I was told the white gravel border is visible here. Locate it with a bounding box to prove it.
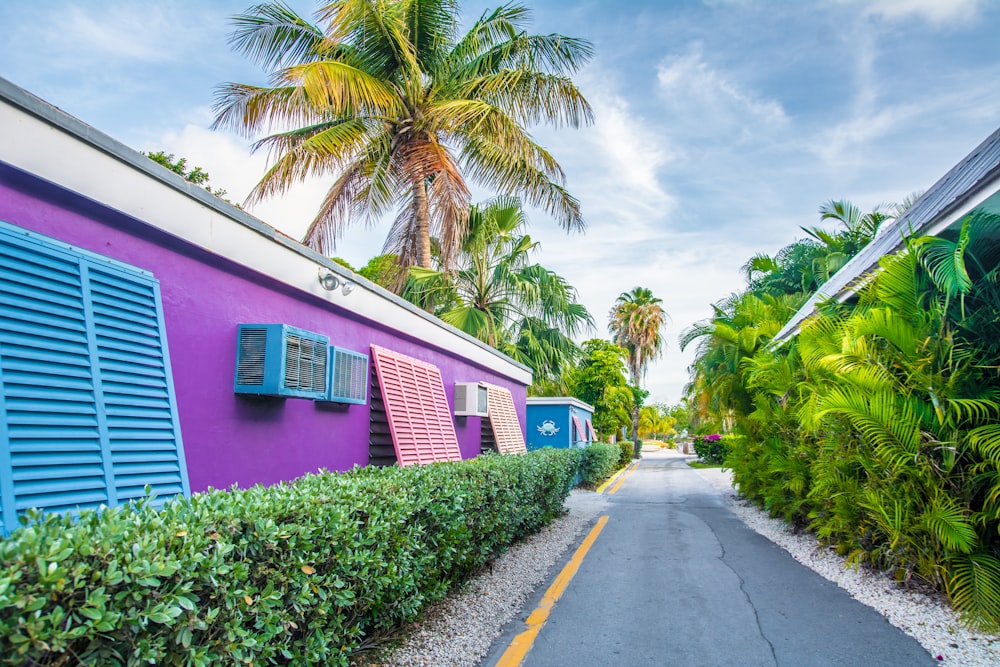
[693,465,1000,666]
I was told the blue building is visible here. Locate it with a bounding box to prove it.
[525,397,596,450]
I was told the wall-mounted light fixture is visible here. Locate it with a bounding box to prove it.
[318,268,356,296]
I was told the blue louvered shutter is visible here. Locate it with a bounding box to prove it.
[0,222,188,534]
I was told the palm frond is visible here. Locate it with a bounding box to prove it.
[947,553,1000,632]
[228,2,327,69]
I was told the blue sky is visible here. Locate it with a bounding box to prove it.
[2,0,1000,405]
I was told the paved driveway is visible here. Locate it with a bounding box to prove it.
[482,449,934,667]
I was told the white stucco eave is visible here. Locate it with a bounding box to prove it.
[0,77,532,387]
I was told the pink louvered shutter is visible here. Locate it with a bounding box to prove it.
[571,415,585,445]
[485,384,526,455]
[585,419,597,442]
[370,345,462,466]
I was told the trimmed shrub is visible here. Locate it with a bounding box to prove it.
[0,449,579,666]
[618,440,633,468]
[577,442,620,487]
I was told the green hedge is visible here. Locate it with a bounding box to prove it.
[618,440,634,468]
[577,442,620,487]
[0,449,579,666]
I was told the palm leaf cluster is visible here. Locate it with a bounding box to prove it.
[742,199,897,296]
[406,196,593,384]
[687,203,1000,630]
[214,0,593,270]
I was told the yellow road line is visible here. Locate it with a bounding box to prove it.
[608,461,639,495]
[595,460,636,494]
[494,515,610,667]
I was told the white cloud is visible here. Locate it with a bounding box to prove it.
[656,44,788,138]
[811,106,906,169]
[46,5,194,64]
[862,0,981,25]
[150,124,388,267]
[589,94,675,209]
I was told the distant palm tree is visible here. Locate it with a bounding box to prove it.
[609,287,666,458]
[408,196,593,381]
[214,0,593,271]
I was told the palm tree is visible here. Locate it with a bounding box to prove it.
[407,196,593,382]
[744,200,897,298]
[214,0,593,271]
[681,291,801,432]
[794,218,1000,629]
[609,287,666,458]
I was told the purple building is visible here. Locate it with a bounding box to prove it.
[0,78,531,533]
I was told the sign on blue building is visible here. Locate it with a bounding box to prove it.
[525,397,596,450]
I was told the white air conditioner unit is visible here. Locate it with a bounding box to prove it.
[454,382,489,417]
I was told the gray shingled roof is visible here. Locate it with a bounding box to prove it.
[772,126,1000,342]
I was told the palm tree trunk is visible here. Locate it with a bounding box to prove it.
[631,402,641,459]
[414,177,432,268]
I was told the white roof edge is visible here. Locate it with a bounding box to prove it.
[526,397,595,412]
[0,76,532,386]
[772,135,1000,344]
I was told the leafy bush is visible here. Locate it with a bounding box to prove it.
[618,440,634,468]
[0,449,579,666]
[693,434,728,465]
[697,219,1000,630]
[577,442,620,487]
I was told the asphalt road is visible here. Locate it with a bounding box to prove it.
[482,449,935,667]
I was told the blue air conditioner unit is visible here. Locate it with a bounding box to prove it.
[234,324,329,399]
[322,346,369,404]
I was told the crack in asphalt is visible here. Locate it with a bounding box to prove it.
[717,537,779,666]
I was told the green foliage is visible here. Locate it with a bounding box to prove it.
[329,257,357,273]
[692,434,731,465]
[405,197,593,381]
[618,440,634,468]
[693,209,1000,630]
[144,151,231,201]
[358,254,405,291]
[570,339,633,440]
[577,443,620,487]
[0,450,579,665]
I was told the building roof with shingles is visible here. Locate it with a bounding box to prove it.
[773,126,1000,342]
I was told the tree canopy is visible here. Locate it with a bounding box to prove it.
[214,0,593,272]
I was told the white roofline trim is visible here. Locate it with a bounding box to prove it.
[526,397,595,412]
[0,76,532,385]
[772,128,1000,344]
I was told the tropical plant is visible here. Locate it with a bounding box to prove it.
[213,0,593,271]
[143,150,231,199]
[638,403,676,441]
[609,287,666,458]
[406,196,593,383]
[743,200,896,298]
[681,291,802,432]
[570,339,633,441]
[705,208,1000,631]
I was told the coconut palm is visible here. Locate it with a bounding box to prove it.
[214,0,593,271]
[609,287,666,458]
[407,196,593,382]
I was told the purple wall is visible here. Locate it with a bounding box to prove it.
[0,164,528,492]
